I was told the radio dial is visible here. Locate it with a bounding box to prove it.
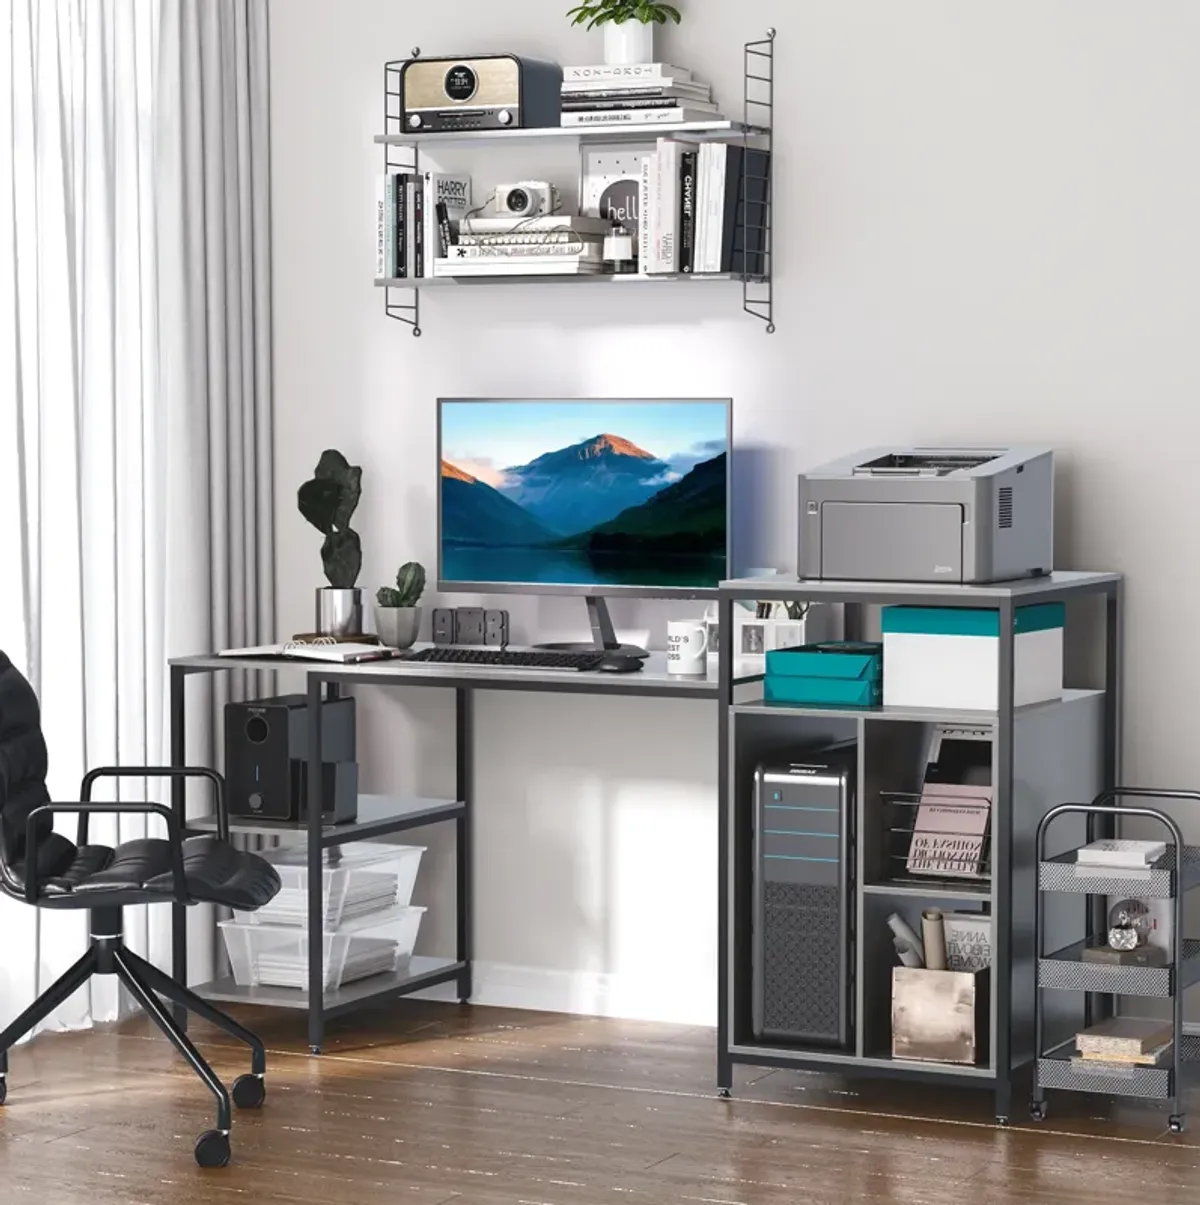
[408,114,422,129]
[497,109,512,126]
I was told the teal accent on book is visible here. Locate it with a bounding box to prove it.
[880,602,1065,638]
[764,641,882,707]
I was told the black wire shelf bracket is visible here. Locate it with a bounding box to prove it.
[379,34,777,335]
[742,28,776,334]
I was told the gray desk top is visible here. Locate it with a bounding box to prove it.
[171,649,764,697]
[720,569,1120,604]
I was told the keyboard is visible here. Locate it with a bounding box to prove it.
[405,647,608,672]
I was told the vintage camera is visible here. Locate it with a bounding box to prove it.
[492,181,559,218]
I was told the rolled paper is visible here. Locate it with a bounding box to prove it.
[894,938,924,968]
[922,908,947,971]
[887,912,925,967]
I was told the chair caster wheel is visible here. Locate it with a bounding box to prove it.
[1170,1115,1186,1134]
[1029,1101,1047,1122]
[718,1088,732,1099]
[995,1115,1010,1127]
[194,1129,231,1168]
[232,1074,266,1109]
[309,1044,322,1056]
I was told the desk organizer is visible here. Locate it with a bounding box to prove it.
[235,842,425,929]
[882,603,1063,711]
[221,905,426,991]
[764,641,882,707]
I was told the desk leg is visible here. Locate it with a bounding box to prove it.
[716,594,733,1096]
[170,664,188,1030]
[456,687,474,1003]
[307,674,326,1053]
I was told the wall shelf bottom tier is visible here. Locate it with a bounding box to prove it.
[727,1043,996,1084]
[1038,1035,1200,1101]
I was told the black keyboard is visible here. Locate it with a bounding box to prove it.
[406,647,608,672]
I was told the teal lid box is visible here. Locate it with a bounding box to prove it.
[880,602,1066,637]
[764,641,883,707]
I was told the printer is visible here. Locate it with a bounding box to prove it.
[798,446,1054,584]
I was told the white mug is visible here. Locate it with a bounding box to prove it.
[667,620,709,676]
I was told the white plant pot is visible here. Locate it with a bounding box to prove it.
[375,605,422,650]
[604,21,655,66]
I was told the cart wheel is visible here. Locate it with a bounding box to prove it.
[995,1114,1010,1127]
[1029,1100,1047,1122]
[1169,1115,1186,1135]
[718,1088,732,1100]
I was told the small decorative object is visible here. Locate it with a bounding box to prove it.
[375,562,427,649]
[567,0,682,67]
[603,232,636,273]
[298,450,363,637]
[1107,897,1153,951]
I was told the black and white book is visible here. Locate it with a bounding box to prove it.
[434,257,604,277]
[639,155,654,269]
[562,81,713,102]
[581,143,656,245]
[423,173,471,268]
[563,97,719,114]
[563,63,693,83]
[695,144,772,275]
[461,215,614,236]
[678,148,698,273]
[445,240,603,260]
[561,108,724,128]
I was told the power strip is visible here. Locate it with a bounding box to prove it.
[431,607,510,646]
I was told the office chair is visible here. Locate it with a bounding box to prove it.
[0,651,282,1167]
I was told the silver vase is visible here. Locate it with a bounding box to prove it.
[374,605,422,649]
[316,587,364,637]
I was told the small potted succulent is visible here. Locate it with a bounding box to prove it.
[298,450,364,636]
[375,562,426,649]
[566,0,682,67]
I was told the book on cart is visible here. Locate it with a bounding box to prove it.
[1075,1017,1174,1061]
[1075,839,1168,868]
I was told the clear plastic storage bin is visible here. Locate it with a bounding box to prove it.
[237,842,424,929]
[220,905,426,990]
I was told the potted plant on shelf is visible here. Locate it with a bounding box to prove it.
[375,562,426,649]
[298,449,364,636]
[566,0,682,67]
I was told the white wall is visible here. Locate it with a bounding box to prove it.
[270,0,1200,1024]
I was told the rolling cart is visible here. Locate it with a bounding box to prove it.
[1032,788,1200,1133]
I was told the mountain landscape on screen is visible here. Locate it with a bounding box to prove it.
[440,428,727,588]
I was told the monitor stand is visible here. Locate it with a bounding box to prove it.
[535,595,649,659]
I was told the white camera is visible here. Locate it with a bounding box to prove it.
[492,181,559,218]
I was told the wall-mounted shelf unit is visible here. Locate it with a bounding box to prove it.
[376,30,776,336]
[716,571,1123,1125]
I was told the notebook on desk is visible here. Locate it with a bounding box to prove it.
[218,640,405,664]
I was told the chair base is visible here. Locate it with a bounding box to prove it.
[0,906,265,1168]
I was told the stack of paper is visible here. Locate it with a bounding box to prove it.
[258,871,400,927]
[1075,839,1167,868]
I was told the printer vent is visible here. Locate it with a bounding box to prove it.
[998,486,1014,529]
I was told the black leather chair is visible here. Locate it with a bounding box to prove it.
[0,652,282,1167]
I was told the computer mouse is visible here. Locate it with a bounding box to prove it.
[596,654,644,674]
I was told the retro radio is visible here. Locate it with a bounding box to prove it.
[399,55,563,133]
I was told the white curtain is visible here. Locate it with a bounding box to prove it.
[0,0,273,1034]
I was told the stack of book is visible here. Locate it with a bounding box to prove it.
[1071,1017,1173,1069]
[637,137,771,275]
[1074,838,1168,869]
[560,63,724,128]
[433,216,615,278]
[375,171,471,279]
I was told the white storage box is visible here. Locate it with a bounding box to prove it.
[220,905,425,991]
[882,603,1063,711]
[237,842,424,929]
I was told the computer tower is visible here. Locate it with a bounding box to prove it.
[752,746,856,1049]
[225,694,358,824]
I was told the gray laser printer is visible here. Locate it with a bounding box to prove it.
[798,445,1054,584]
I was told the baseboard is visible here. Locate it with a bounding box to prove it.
[414,960,716,1027]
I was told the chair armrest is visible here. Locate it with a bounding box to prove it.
[80,766,230,844]
[24,801,189,906]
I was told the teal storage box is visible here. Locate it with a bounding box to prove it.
[764,641,883,707]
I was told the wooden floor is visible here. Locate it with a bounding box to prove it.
[2,1000,1199,1203]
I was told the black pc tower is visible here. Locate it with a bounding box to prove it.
[752,745,856,1049]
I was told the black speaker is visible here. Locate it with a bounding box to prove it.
[225,694,357,823]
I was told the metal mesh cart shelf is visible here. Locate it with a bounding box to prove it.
[1032,790,1200,1132]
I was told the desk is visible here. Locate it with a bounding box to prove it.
[169,651,725,1052]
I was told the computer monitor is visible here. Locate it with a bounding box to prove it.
[438,397,731,653]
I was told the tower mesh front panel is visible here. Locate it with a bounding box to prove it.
[760,881,846,1043]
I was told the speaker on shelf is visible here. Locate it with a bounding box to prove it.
[225,694,358,824]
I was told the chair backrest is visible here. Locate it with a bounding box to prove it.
[0,651,51,871]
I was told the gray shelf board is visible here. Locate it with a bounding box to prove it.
[377,272,764,288]
[1039,938,1200,996]
[720,570,1121,605]
[193,956,463,1011]
[728,1042,994,1078]
[374,120,769,147]
[730,688,1104,726]
[187,793,463,842]
[1039,842,1200,900]
[863,880,992,902]
[1036,1036,1200,1100]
